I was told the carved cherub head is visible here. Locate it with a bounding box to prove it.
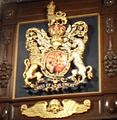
[47,99,63,114]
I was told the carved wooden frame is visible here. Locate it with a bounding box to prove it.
[12,13,101,100]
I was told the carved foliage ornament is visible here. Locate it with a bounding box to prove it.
[0,27,12,88]
[23,1,93,93]
[0,59,12,88]
[104,18,117,77]
[21,99,91,118]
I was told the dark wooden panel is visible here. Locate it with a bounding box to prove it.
[16,0,101,22]
[102,13,117,93]
[2,4,17,25]
[10,96,102,120]
[101,0,117,14]
[0,0,117,120]
[0,103,9,120]
[103,94,117,119]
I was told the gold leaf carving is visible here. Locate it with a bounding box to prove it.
[21,99,91,118]
[23,1,93,92]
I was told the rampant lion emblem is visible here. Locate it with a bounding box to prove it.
[23,1,93,93]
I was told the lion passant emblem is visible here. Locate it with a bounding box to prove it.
[23,1,93,93]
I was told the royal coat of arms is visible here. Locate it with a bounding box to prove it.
[23,1,93,93]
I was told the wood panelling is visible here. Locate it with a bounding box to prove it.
[102,13,117,93]
[0,0,117,120]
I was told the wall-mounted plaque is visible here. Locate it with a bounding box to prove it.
[13,1,101,99]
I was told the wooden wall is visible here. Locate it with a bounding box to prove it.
[0,0,117,119]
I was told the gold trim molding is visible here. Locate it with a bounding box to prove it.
[21,99,91,118]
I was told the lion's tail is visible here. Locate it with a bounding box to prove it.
[23,59,30,78]
[86,65,92,71]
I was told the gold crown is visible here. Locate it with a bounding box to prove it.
[47,1,67,26]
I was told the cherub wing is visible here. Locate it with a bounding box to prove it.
[21,101,48,117]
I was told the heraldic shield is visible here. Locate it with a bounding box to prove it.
[23,1,93,94]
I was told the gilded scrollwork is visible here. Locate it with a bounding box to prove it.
[21,99,91,118]
[23,1,93,92]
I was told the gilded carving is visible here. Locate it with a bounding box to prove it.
[21,99,91,118]
[23,1,93,92]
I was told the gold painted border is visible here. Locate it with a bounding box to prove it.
[12,13,101,99]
